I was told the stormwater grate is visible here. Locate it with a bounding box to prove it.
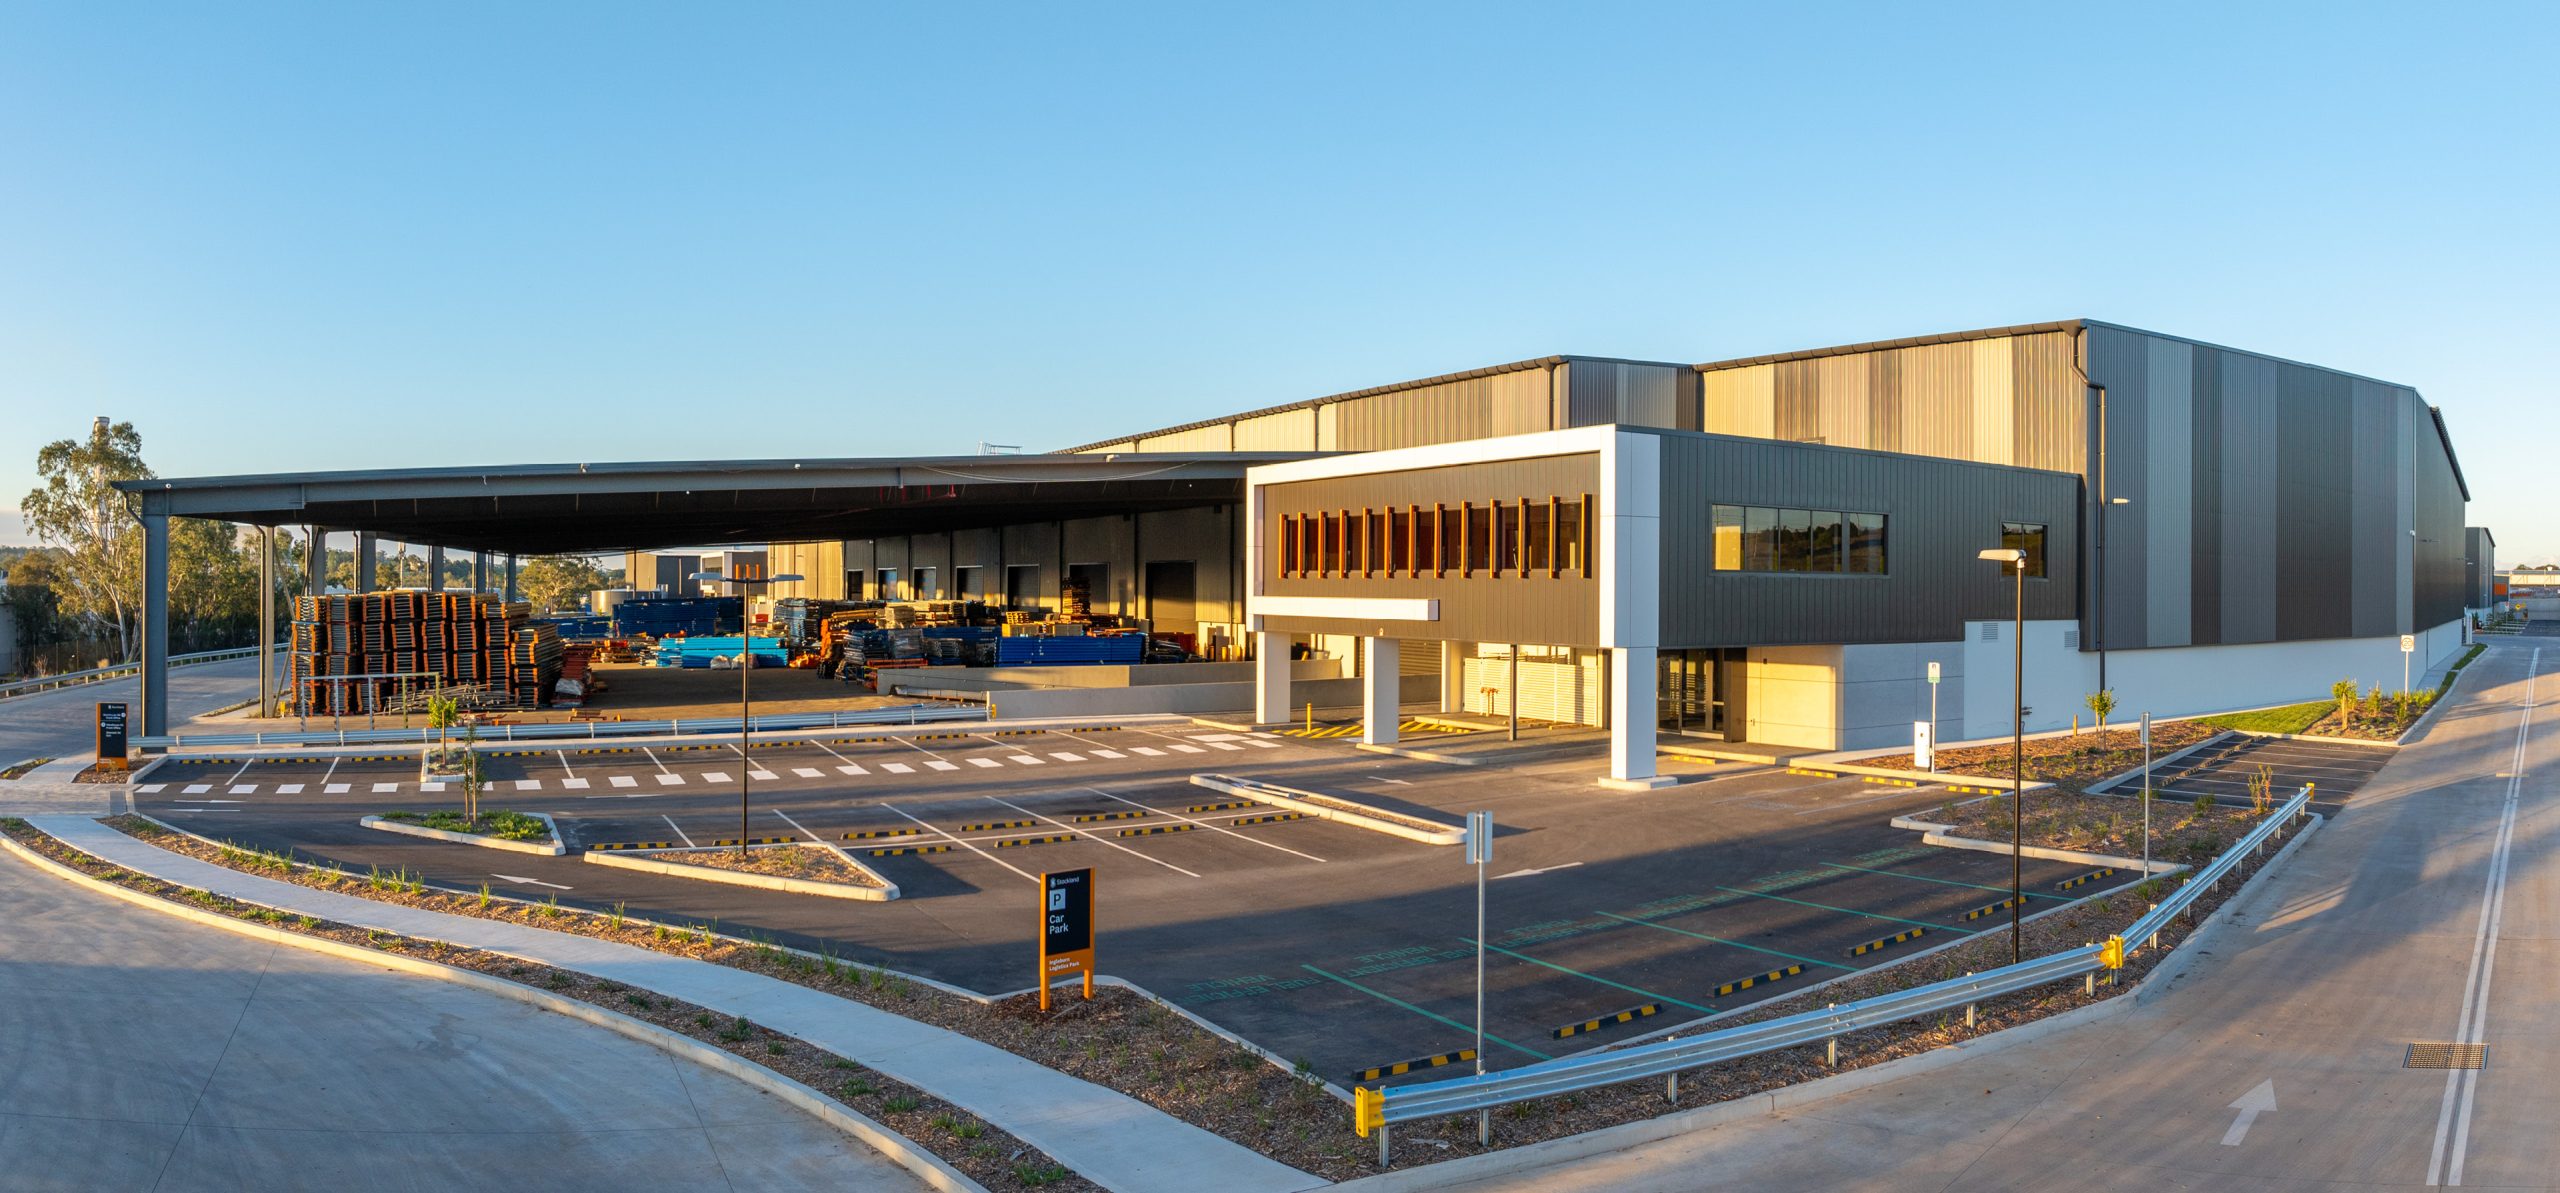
[2406,1042,2488,1070]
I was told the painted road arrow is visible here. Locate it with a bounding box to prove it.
[2221,1079,2277,1146]
[491,873,573,890]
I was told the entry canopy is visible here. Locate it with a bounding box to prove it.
[113,452,1311,555]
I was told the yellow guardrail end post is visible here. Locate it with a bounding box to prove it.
[1354,1085,1382,1137]
[2100,935,2126,969]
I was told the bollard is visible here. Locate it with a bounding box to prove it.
[1827,1036,1837,1066]
[1477,1109,1488,1147]
[1666,1072,1679,1104]
[1964,971,1976,1028]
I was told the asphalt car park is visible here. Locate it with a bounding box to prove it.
[2127,733,2393,807]
[136,724,2141,1083]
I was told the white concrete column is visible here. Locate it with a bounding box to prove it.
[1362,637,1401,745]
[1601,645,1672,789]
[1254,631,1292,725]
[1440,640,1466,713]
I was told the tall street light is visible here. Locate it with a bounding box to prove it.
[1978,546,2027,963]
[692,570,805,858]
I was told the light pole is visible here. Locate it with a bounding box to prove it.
[1978,547,2027,964]
[692,569,805,858]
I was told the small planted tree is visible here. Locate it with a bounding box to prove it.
[2083,689,2117,746]
[2331,678,2360,730]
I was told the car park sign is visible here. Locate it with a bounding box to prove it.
[1040,868,1095,1009]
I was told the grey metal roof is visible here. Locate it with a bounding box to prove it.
[114,452,1312,556]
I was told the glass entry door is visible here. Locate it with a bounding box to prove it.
[1657,649,1723,738]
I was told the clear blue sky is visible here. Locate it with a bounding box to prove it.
[4,3,2553,561]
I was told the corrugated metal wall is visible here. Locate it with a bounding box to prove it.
[1697,331,2084,472]
[1653,431,2082,648]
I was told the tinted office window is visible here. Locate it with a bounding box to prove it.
[1847,512,1886,574]
[1343,512,1363,575]
[1777,509,1813,572]
[1466,504,1491,573]
[1525,500,1551,573]
[1555,500,1585,574]
[1416,507,1439,574]
[1744,506,1778,571]
[1388,510,1410,574]
[1808,511,1843,573]
[2001,521,2048,578]
[1441,507,1464,575]
[1493,502,1520,574]
[1280,516,1298,577]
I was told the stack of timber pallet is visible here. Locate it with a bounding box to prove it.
[509,621,564,707]
[290,591,528,714]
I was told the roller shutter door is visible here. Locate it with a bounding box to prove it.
[1459,645,1602,726]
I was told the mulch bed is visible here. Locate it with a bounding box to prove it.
[0,818,1090,1193]
[661,843,885,887]
[1926,790,2271,863]
[1880,719,2221,793]
[53,803,2317,1180]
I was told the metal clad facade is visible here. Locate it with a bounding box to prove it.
[1653,431,2081,647]
[1694,330,2084,473]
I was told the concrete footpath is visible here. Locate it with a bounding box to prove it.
[0,835,928,1193]
[26,815,1322,1193]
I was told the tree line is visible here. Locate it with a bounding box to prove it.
[7,421,619,678]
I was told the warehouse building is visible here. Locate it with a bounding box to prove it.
[120,319,2475,789]
[776,320,2472,787]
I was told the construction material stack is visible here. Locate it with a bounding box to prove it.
[509,619,563,706]
[611,595,743,638]
[289,591,529,714]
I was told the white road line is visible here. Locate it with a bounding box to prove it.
[372,782,399,793]
[1168,744,1206,755]
[892,737,948,762]
[610,775,638,789]
[883,802,1035,882]
[749,769,779,781]
[1241,739,1283,749]
[490,873,572,891]
[421,782,448,793]
[792,767,825,779]
[882,762,915,775]
[1089,749,1126,759]
[555,750,577,777]
[837,764,869,776]
[1494,862,1585,880]
[562,777,591,790]
[925,760,960,772]
[2429,646,2537,1187]
[1130,746,1165,757]
[1049,752,1086,762]
[137,784,167,794]
[174,798,242,804]
[1200,741,1245,752]
[277,783,304,795]
[808,739,868,770]
[983,794,1202,878]
[1089,787,1326,863]
[643,747,677,778]
[663,815,697,848]
[514,779,542,792]
[319,757,340,789]
[967,758,1002,769]
[229,784,257,795]
[770,808,833,848]
[184,784,212,794]
[226,758,256,783]
[703,771,733,783]
[1009,755,1046,766]
[1371,775,1413,786]
[656,772,685,786]
[325,783,351,794]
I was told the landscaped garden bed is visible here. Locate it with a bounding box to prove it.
[2197,645,2483,741]
[59,805,2315,1180]
[1920,788,2274,864]
[381,808,555,841]
[0,817,1088,1193]
[1879,718,2220,793]
[665,842,881,884]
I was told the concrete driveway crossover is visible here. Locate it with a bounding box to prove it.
[0,843,929,1193]
[1370,640,2560,1192]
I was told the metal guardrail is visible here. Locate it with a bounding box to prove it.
[0,645,283,701]
[133,703,988,750]
[1356,785,2316,1158]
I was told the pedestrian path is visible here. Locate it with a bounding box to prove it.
[27,815,1324,1193]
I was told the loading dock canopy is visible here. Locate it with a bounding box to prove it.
[114,452,1313,555]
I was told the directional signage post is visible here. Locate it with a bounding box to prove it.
[1925,661,1942,770]
[1039,868,1094,1011]
[95,702,129,772]
[2400,633,2415,695]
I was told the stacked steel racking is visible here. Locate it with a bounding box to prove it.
[290,591,535,715]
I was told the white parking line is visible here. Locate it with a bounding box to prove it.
[892,737,949,762]
[656,772,684,786]
[371,782,399,793]
[184,784,212,794]
[1089,749,1126,759]
[1130,747,1165,757]
[226,758,257,783]
[882,802,1035,882]
[1168,744,1206,754]
[1199,741,1244,752]
[792,767,825,779]
[1049,752,1086,762]
[1088,787,1326,863]
[643,747,678,779]
[277,783,304,795]
[490,873,571,891]
[704,771,733,783]
[1010,755,1046,766]
[562,777,591,790]
[514,779,542,792]
[1241,739,1284,749]
[421,782,447,792]
[838,764,870,776]
[321,757,340,789]
[967,758,1002,769]
[137,784,166,794]
[229,784,257,794]
[611,775,639,789]
[926,760,960,771]
[325,783,351,794]
[882,762,915,775]
[663,815,696,848]
[556,750,578,778]
[749,769,779,781]
[982,794,1202,878]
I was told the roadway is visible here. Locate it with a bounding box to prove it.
[0,834,925,1192]
[1428,638,2557,1191]
[0,656,266,765]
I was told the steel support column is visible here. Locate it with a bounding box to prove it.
[1253,631,1291,725]
[504,554,518,602]
[141,511,170,738]
[354,531,377,591]
[428,545,446,592]
[1361,637,1401,745]
[305,526,327,595]
[258,527,276,716]
[472,551,488,594]
[1601,646,1671,789]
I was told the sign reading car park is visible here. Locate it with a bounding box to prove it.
[1039,868,1095,1010]
[95,702,129,771]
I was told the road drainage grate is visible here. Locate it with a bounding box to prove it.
[2405,1042,2487,1069]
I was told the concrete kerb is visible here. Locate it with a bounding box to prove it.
[1190,773,1467,845]
[0,828,988,1193]
[361,812,569,856]
[585,847,898,902]
[1884,814,2189,876]
[1332,808,2329,1192]
[1354,741,1482,767]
